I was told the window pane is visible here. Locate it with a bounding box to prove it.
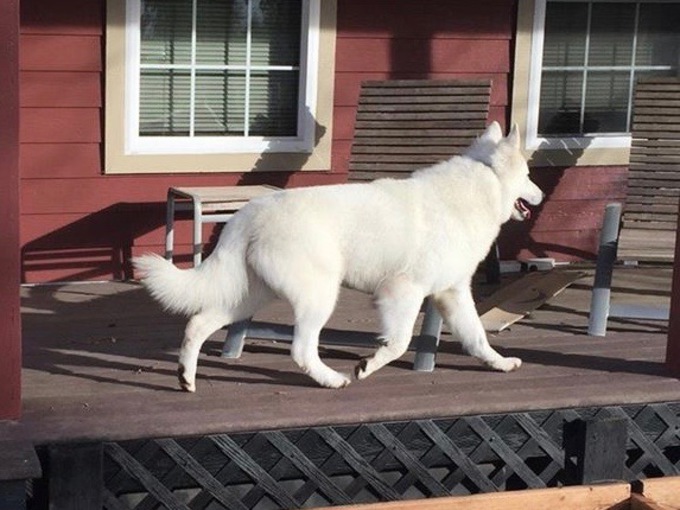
[636,3,680,67]
[588,3,635,66]
[251,0,302,66]
[140,70,191,135]
[542,2,588,67]
[194,72,246,136]
[584,71,630,133]
[141,0,192,65]
[195,0,247,66]
[249,71,299,136]
[539,71,583,135]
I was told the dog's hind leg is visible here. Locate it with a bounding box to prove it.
[290,286,352,389]
[178,285,275,392]
[178,309,231,392]
[355,276,424,380]
[433,286,521,372]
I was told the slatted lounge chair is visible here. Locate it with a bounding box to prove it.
[588,77,680,336]
[222,79,493,372]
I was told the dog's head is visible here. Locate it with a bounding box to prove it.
[466,122,544,221]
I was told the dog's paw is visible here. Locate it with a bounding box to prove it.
[490,356,522,372]
[355,358,375,380]
[321,371,352,389]
[178,365,196,393]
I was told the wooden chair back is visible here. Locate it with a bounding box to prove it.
[618,77,680,262]
[348,79,491,182]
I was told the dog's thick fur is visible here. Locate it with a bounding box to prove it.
[134,122,544,391]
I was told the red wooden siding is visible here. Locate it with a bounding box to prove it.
[19,0,628,282]
[0,0,21,419]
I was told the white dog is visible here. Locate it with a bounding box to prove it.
[134,122,543,391]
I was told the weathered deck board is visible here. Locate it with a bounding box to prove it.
[3,267,676,444]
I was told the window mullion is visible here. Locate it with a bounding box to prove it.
[626,2,641,132]
[189,0,198,138]
[244,0,252,137]
[579,1,592,134]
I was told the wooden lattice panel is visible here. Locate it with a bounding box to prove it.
[100,403,680,509]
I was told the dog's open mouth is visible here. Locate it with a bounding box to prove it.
[514,199,531,220]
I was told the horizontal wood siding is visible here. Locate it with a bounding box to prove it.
[500,166,629,261]
[19,0,627,282]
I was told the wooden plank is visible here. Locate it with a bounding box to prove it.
[564,418,628,485]
[20,107,101,143]
[357,103,488,113]
[311,483,631,510]
[0,0,21,421]
[21,71,102,108]
[360,86,491,96]
[639,477,680,509]
[20,34,102,72]
[361,79,490,89]
[479,271,585,332]
[630,492,678,510]
[355,120,486,129]
[352,138,471,147]
[356,112,488,121]
[49,443,103,510]
[0,442,41,481]
[335,39,510,74]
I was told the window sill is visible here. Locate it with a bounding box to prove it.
[523,142,631,167]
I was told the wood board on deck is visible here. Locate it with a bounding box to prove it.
[312,483,631,510]
[7,269,675,444]
[479,270,585,332]
[638,477,680,509]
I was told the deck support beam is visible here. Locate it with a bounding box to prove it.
[0,0,22,420]
[48,443,103,510]
[0,442,42,510]
[666,201,680,375]
[564,417,628,485]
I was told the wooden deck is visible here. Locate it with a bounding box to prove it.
[3,266,678,444]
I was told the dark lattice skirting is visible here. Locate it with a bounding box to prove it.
[31,402,680,509]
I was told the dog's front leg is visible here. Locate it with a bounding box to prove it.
[355,276,424,380]
[433,286,521,372]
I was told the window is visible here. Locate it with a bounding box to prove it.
[105,0,337,173]
[512,0,680,165]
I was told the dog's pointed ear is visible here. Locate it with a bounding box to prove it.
[506,123,521,149]
[481,121,503,143]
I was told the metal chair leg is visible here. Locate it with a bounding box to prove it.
[588,202,622,337]
[412,298,443,372]
[221,319,252,359]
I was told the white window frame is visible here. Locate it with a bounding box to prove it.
[125,0,320,155]
[105,0,336,174]
[513,0,678,165]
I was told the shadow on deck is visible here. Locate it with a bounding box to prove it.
[4,265,675,444]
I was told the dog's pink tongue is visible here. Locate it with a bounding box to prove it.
[516,199,531,219]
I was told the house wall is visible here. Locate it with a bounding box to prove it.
[19,0,627,283]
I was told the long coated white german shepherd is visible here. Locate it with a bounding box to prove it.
[134,122,544,391]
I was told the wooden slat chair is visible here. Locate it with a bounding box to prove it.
[349,79,492,181]
[588,77,680,336]
[223,79,494,372]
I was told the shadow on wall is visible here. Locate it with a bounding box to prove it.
[499,115,597,261]
[21,202,167,283]
[21,111,328,283]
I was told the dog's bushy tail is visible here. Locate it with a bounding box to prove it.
[133,253,241,316]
